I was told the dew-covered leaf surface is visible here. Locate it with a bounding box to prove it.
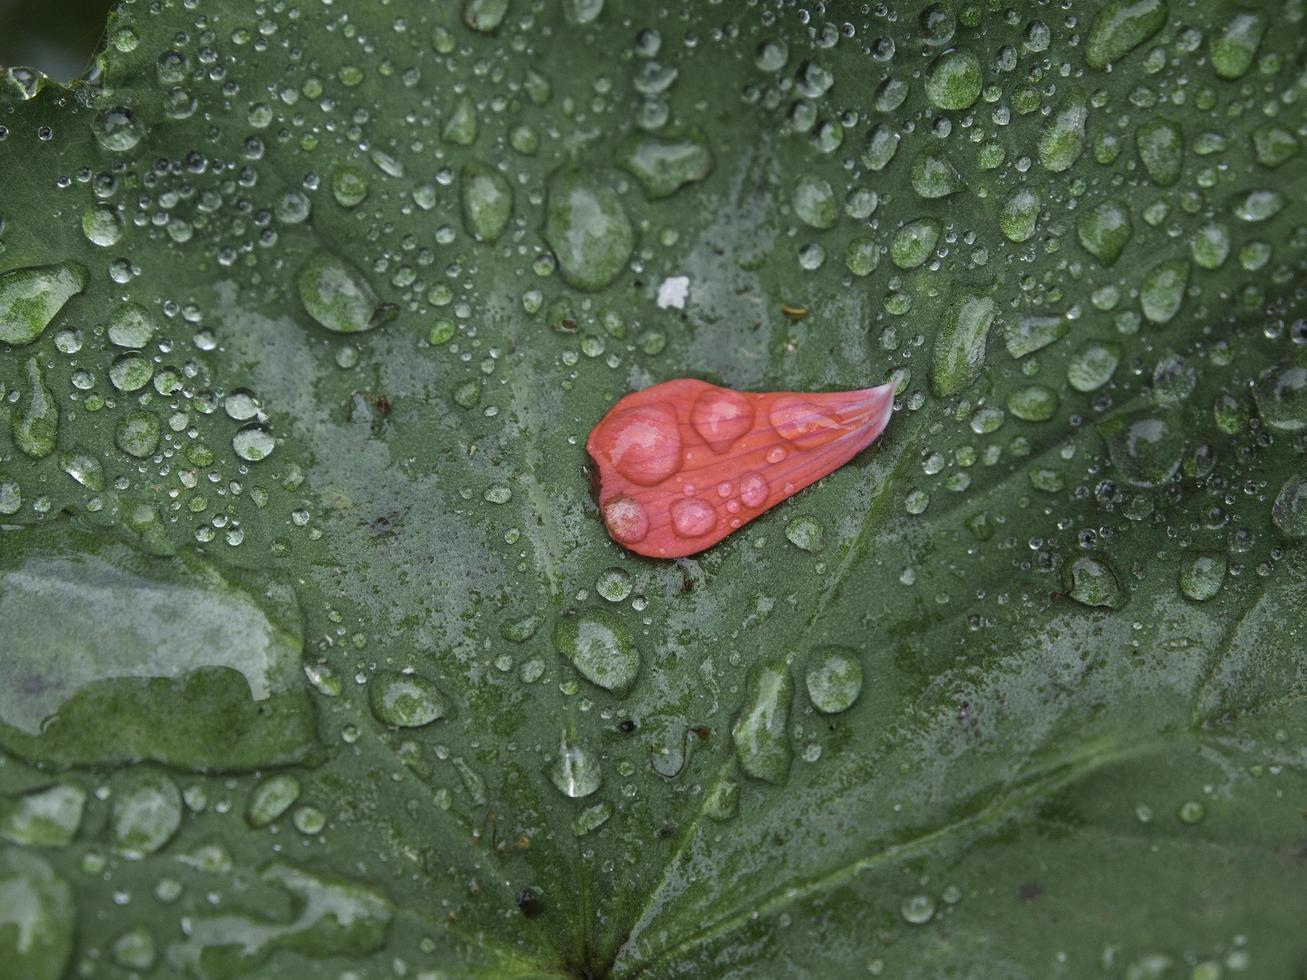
[1,1,1306,977]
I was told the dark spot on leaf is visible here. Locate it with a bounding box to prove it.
[516,888,545,918]
[1018,882,1042,902]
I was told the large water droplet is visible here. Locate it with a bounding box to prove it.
[1099,410,1183,488]
[1139,258,1189,325]
[1038,89,1087,173]
[924,48,981,109]
[671,498,718,538]
[616,129,714,199]
[598,402,682,486]
[246,775,301,828]
[999,188,1040,243]
[891,217,941,270]
[544,168,635,291]
[602,495,651,545]
[0,784,85,848]
[110,769,182,859]
[298,251,395,333]
[1085,0,1168,68]
[107,303,156,348]
[92,105,145,151]
[554,608,640,695]
[1067,341,1122,392]
[14,358,58,459]
[369,671,448,727]
[792,175,838,228]
[805,649,862,713]
[1179,554,1226,602]
[691,388,754,453]
[1077,200,1132,266]
[910,148,965,198]
[1065,556,1126,609]
[1136,118,1183,186]
[462,0,509,33]
[1209,10,1265,79]
[0,263,86,346]
[1252,362,1307,432]
[548,728,602,798]
[460,162,513,243]
[931,294,995,397]
[0,848,73,980]
[1271,475,1307,538]
[732,660,793,784]
[0,523,318,769]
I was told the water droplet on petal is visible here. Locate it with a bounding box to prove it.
[739,471,769,508]
[691,388,754,453]
[671,497,717,537]
[602,495,650,544]
[595,402,682,486]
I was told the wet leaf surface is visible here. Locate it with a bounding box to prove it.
[1,1,1306,977]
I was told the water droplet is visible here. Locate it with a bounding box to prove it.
[602,495,650,545]
[1233,189,1284,223]
[232,424,275,461]
[671,498,717,538]
[925,49,981,110]
[792,175,837,228]
[861,123,901,171]
[0,849,73,978]
[92,105,145,151]
[14,358,58,459]
[1076,200,1132,266]
[460,162,513,243]
[1191,222,1230,269]
[900,894,936,925]
[548,728,602,798]
[805,649,862,713]
[616,129,714,199]
[1085,0,1168,68]
[369,671,448,727]
[931,294,995,397]
[111,769,182,858]
[1004,316,1067,359]
[691,387,754,453]
[111,927,156,971]
[769,396,844,449]
[596,567,633,602]
[999,188,1040,242]
[331,166,368,207]
[1136,118,1183,186]
[1209,10,1265,79]
[732,660,793,784]
[0,263,86,345]
[1065,556,1126,609]
[544,167,634,291]
[554,608,640,695]
[890,218,940,270]
[462,0,509,33]
[785,516,824,552]
[1179,554,1227,602]
[1100,410,1183,488]
[1067,341,1122,392]
[1271,475,1307,539]
[298,250,395,333]
[0,784,86,847]
[60,449,104,492]
[1139,258,1190,325]
[596,402,682,486]
[82,207,123,247]
[1038,89,1088,173]
[1177,800,1205,824]
[910,148,965,199]
[246,775,301,828]
[739,472,769,508]
[1006,385,1059,423]
[107,303,156,348]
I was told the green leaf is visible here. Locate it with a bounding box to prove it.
[1,1,1306,977]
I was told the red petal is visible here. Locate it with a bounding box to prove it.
[587,378,896,558]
